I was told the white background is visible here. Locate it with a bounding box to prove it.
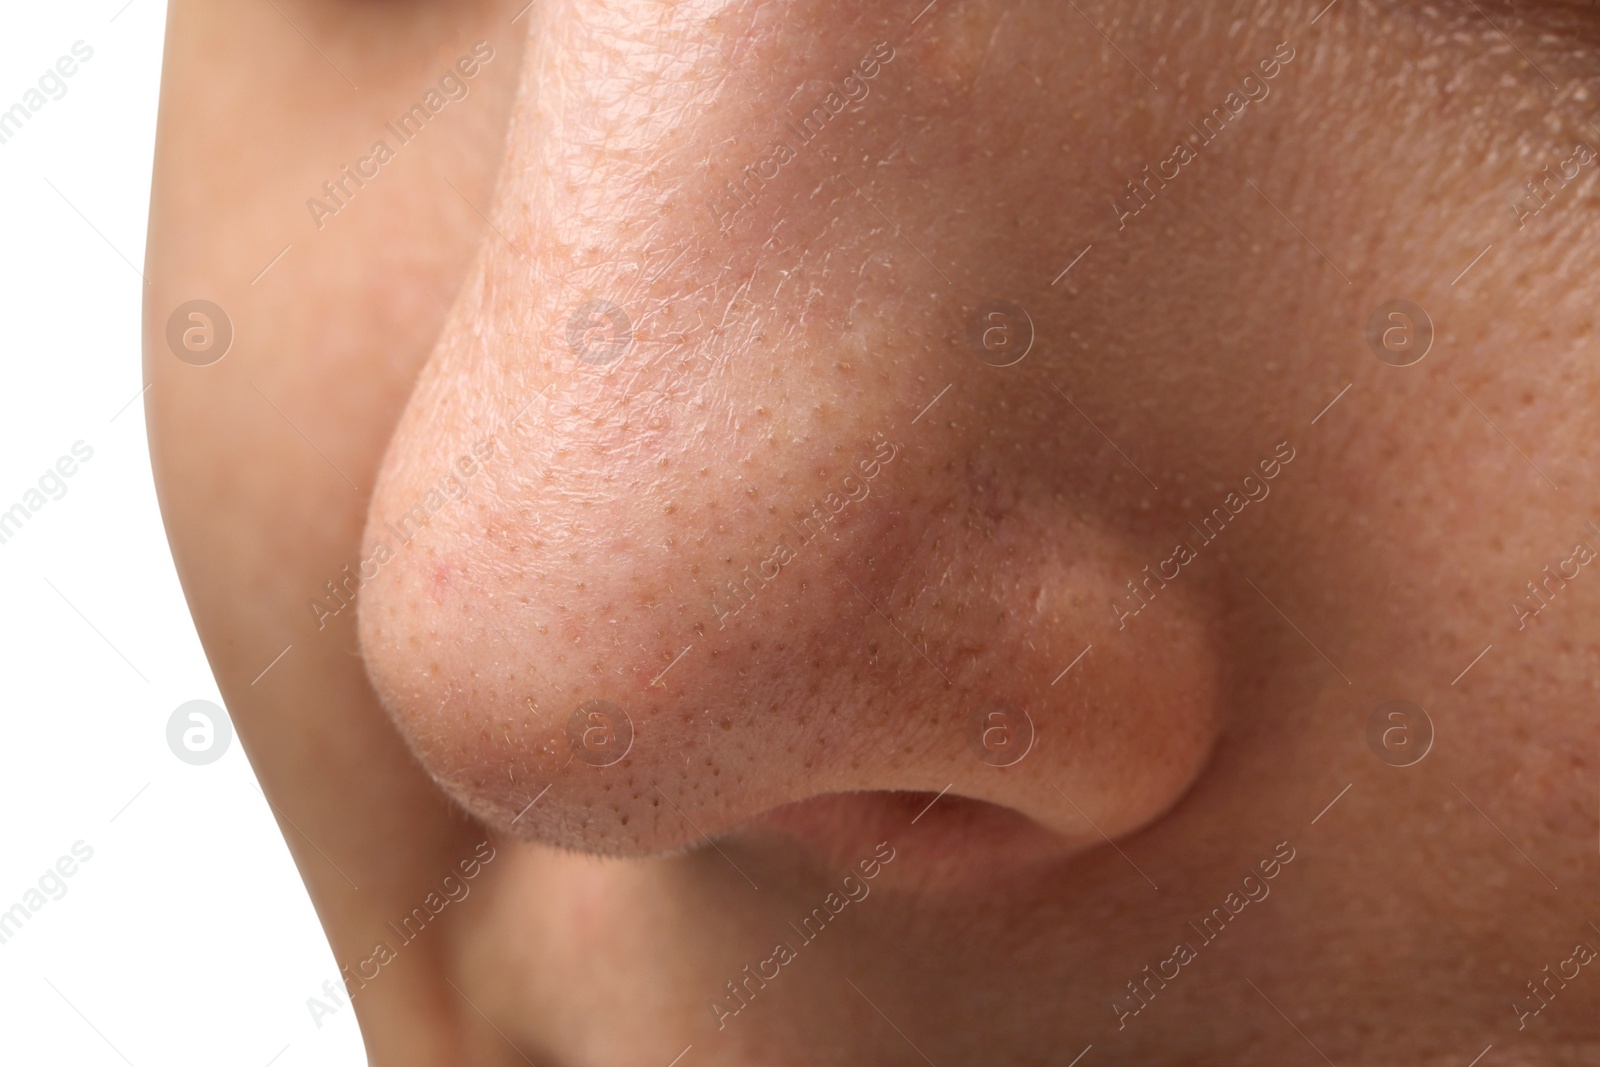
[0,4,366,1064]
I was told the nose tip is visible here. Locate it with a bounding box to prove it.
[357,419,1226,860]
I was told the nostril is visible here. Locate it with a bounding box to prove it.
[732,789,1073,884]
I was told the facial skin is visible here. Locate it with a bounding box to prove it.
[147,1,1599,1064]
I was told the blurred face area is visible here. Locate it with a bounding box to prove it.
[147,1,1600,1064]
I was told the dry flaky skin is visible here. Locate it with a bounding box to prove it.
[148,0,1598,1064]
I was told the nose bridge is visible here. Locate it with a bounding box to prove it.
[416,0,927,585]
[492,0,912,321]
[427,8,777,442]
[503,1,773,261]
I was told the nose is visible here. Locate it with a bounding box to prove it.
[357,0,1224,861]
